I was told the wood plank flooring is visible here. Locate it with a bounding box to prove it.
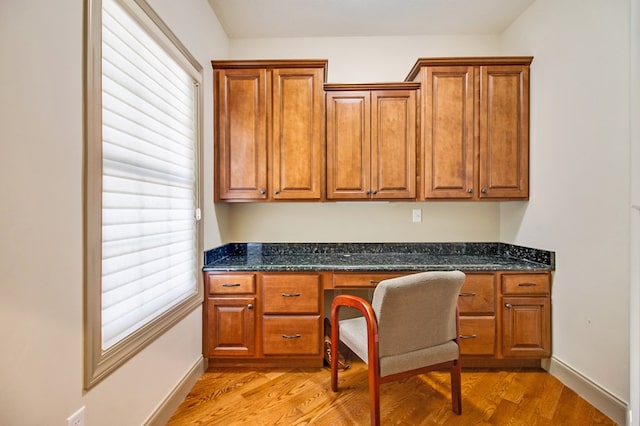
[167,360,617,425]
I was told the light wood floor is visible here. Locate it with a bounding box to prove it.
[167,360,617,425]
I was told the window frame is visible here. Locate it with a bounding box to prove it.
[83,0,204,389]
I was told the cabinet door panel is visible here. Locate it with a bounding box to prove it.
[423,66,475,199]
[479,65,529,199]
[371,90,416,199]
[502,296,550,357]
[215,69,267,200]
[272,68,324,200]
[326,91,371,199]
[205,297,256,357]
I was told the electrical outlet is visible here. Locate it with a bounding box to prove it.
[412,208,422,223]
[67,406,85,426]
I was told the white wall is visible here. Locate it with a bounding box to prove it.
[500,0,631,408]
[630,0,640,422]
[0,1,227,424]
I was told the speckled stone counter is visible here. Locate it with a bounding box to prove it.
[203,242,554,272]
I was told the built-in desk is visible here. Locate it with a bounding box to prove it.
[202,243,555,368]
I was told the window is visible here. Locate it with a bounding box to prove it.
[84,0,203,388]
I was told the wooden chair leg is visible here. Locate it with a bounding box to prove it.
[330,322,339,392]
[368,367,380,426]
[450,359,462,414]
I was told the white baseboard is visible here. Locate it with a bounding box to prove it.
[144,356,207,426]
[543,357,628,425]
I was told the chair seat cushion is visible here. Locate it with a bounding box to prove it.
[339,316,459,377]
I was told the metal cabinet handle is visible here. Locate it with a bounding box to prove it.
[282,334,301,339]
[467,188,474,193]
[274,190,280,195]
[372,189,378,195]
[505,303,512,309]
[369,280,381,284]
[481,188,488,194]
[281,293,301,297]
[222,283,241,287]
[247,303,253,310]
[518,282,537,287]
[259,189,266,195]
[459,334,477,339]
[459,292,477,297]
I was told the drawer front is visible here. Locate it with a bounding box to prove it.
[262,316,321,355]
[458,316,496,356]
[262,274,321,314]
[333,273,404,288]
[457,273,495,314]
[502,273,550,295]
[208,273,256,294]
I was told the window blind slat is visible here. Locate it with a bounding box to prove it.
[100,0,198,351]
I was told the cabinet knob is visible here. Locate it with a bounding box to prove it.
[467,188,474,193]
[481,188,488,194]
[259,189,266,195]
[247,303,253,310]
[274,190,280,195]
[372,189,378,195]
[505,303,512,309]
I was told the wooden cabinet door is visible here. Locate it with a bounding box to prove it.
[422,66,475,199]
[214,69,267,201]
[204,297,256,357]
[326,91,371,199]
[272,68,324,200]
[479,65,529,199]
[501,296,550,357]
[371,90,416,199]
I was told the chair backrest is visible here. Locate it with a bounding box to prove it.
[371,270,465,358]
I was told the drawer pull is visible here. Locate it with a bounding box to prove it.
[459,334,477,339]
[222,283,241,287]
[281,293,301,297]
[459,292,477,297]
[518,282,537,287]
[369,280,381,284]
[282,334,301,339]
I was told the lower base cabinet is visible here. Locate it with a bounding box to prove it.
[203,270,551,366]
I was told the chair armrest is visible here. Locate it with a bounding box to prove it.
[330,295,380,391]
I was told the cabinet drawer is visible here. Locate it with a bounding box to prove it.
[502,273,550,295]
[457,273,495,314]
[262,316,321,355]
[333,273,404,288]
[262,274,321,314]
[459,316,496,356]
[208,273,256,295]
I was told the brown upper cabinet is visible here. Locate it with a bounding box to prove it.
[325,83,418,200]
[213,60,327,201]
[406,57,532,200]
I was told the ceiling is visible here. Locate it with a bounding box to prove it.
[207,0,536,39]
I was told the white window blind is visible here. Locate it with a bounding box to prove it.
[100,0,198,350]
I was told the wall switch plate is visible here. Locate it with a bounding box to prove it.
[412,208,422,223]
[67,406,85,426]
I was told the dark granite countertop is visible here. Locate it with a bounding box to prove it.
[203,242,555,272]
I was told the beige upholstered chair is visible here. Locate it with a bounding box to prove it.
[330,270,465,426]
